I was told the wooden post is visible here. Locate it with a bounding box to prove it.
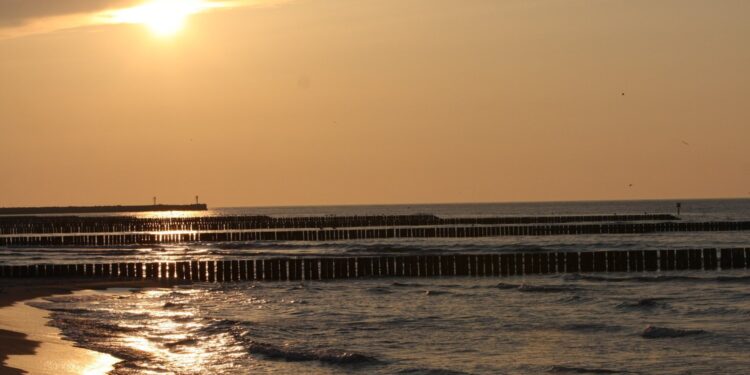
[207,261,216,282]
[303,259,314,281]
[644,251,658,272]
[455,254,468,276]
[566,253,579,273]
[376,257,388,276]
[470,255,479,276]
[216,261,225,282]
[418,256,428,277]
[658,250,672,271]
[675,250,689,270]
[440,255,453,277]
[731,248,746,269]
[334,259,346,279]
[592,252,606,273]
[321,258,334,280]
[361,258,373,277]
[145,263,154,279]
[688,249,702,270]
[513,253,523,275]
[289,259,302,281]
[223,260,233,281]
[191,261,200,281]
[539,253,549,274]
[167,262,175,280]
[504,254,515,276]
[261,259,272,281]
[348,258,357,278]
[94,264,103,278]
[247,259,256,280]
[703,249,717,270]
[85,264,94,277]
[117,263,127,278]
[127,263,135,278]
[579,252,594,273]
[627,251,642,272]
[523,254,533,275]
[176,262,185,280]
[531,253,541,274]
[198,261,207,282]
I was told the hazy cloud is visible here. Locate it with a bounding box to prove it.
[0,0,285,39]
[0,0,139,27]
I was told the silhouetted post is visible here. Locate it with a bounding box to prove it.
[216,261,225,282]
[644,251,658,271]
[579,252,594,273]
[703,249,718,270]
[198,261,207,282]
[566,253,579,273]
[191,261,200,281]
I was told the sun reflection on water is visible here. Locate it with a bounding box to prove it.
[108,288,246,374]
[138,211,208,219]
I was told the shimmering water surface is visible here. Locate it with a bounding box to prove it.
[31,272,750,374]
[6,199,750,374]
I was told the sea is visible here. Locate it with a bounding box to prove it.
[6,199,750,374]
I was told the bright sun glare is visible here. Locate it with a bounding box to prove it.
[110,0,221,37]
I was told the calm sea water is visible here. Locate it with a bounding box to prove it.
[10,199,750,374]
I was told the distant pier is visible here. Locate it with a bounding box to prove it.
[0,213,749,247]
[0,204,208,216]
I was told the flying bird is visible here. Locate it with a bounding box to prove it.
[681,140,690,146]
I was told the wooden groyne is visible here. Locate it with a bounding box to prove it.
[0,204,207,216]
[1,248,747,281]
[0,214,677,235]
[1,221,748,246]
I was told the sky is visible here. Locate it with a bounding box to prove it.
[0,0,748,207]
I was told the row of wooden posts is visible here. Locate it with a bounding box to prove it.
[0,214,679,235]
[1,221,748,246]
[1,248,748,281]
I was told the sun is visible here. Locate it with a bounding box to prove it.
[110,0,220,37]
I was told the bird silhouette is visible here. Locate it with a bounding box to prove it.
[681,140,689,146]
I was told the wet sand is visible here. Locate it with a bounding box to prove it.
[0,279,187,375]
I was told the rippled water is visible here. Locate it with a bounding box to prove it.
[8,199,750,373]
[31,271,750,374]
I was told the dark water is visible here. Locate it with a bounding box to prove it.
[30,272,750,374]
[9,199,750,373]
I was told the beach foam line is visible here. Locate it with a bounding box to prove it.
[0,292,120,375]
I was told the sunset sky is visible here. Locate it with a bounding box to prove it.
[0,0,748,207]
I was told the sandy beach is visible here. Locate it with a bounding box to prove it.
[0,279,186,375]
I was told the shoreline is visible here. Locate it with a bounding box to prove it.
[0,279,188,375]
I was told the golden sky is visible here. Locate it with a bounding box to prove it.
[0,0,748,207]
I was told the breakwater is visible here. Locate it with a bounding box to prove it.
[0,203,207,215]
[1,248,747,281]
[0,214,677,235]
[1,220,748,246]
